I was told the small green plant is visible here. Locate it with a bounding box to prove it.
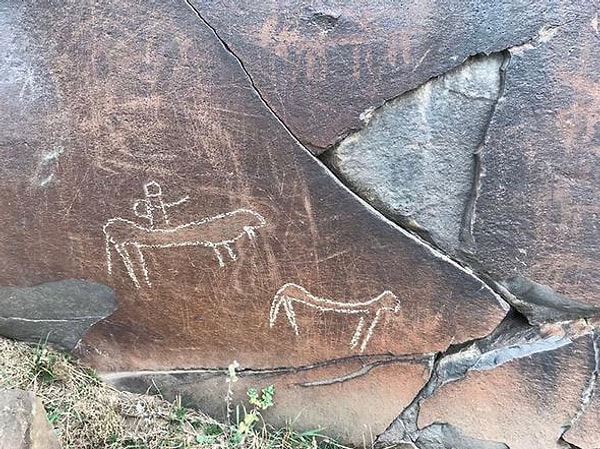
[32,336,60,383]
[234,385,275,436]
[224,360,277,446]
[46,407,62,425]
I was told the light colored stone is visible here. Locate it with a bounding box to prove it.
[0,389,61,449]
[326,53,504,255]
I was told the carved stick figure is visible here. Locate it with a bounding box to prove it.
[133,181,189,229]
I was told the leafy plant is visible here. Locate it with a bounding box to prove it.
[224,361,277,446]
[32,336,61,383]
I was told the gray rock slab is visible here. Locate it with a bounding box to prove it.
[0,279,116,350]
[324,53,505,254]
[0,389,61,449]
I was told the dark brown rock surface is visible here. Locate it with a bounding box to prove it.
[192,0,581,151]
[416,335,597,449]
[2,1,599,446]
[107,356,433,444]
[472,8,600,308]
[1,1,507,444]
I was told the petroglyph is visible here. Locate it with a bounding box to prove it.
[270,283,401,353]
[104,181,266,288]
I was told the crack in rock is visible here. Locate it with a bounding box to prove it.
[561,330,600,448]
[102,352,434,384]
[180,0,508,314]
[167,5,595,447]
[497,277,600,325]
[375,312,598,448]
[322,52,507,257]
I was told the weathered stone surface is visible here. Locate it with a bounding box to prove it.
[415,334,597,449]
[192,0,581,151]
[498,277,600,325]
[324,53,505,254]
[0,280,116,349]
[472,6,600,308]
[0,389,61,449]
[3,0,599,446]
[414,424,508,449]
[376,314,599,448]
[1,1,507,443]
[106,355,433,444]
[562,332,600,449]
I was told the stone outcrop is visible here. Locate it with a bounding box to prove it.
[0,389,61,449]
[1,1,598,447]
[0,280,116,350]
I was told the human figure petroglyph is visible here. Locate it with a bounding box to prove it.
[103,181,267,289]
[132,180,190,229]
[269,283,401,353]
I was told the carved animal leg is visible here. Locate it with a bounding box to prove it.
[223,243,237,261]
[350,316,366,350]
[244,226,256,239]
[115,244,141,289]
[269,296,299,335]
[359,309,384,353]
[211,245,225,267]
[105,234,114,275]
[269,296,283,326]
[133,244,151,287]
[282,298,299,335]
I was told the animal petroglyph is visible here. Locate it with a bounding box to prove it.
[270,283,401,353]
[104,181,266,288]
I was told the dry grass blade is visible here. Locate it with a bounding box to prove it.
[0,336,348,449]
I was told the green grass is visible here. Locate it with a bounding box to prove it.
[0,336,347,449]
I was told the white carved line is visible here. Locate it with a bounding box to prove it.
[103,181,266,288]
[269,283,401,353]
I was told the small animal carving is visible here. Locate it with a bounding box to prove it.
[270,283,401,353]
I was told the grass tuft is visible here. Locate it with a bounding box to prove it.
[0,337,348,449]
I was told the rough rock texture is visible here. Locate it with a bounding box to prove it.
[1,1,507,444]
[472,9,600,308]
[192,0,581,152]
[106,356,433,443]
[0,280,116,349]
[324,53,505,254]
[415,334,597,449]
[0,389,61,449]
[562,332,600,449]
[376,313,599,448]
[498,277,600,325]
[1,0,599,446]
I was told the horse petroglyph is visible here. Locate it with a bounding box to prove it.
[270,283,401,353]
[103,181,267,288]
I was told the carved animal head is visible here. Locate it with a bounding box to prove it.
[378,291,401,313]
[237,209,266,238]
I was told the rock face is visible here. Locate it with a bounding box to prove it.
[0,280,116,350]
[0,389,62,449]
[324,53,505,254]
[415,333,598,449]
[192,0,581,152]
[1,0,599,447]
